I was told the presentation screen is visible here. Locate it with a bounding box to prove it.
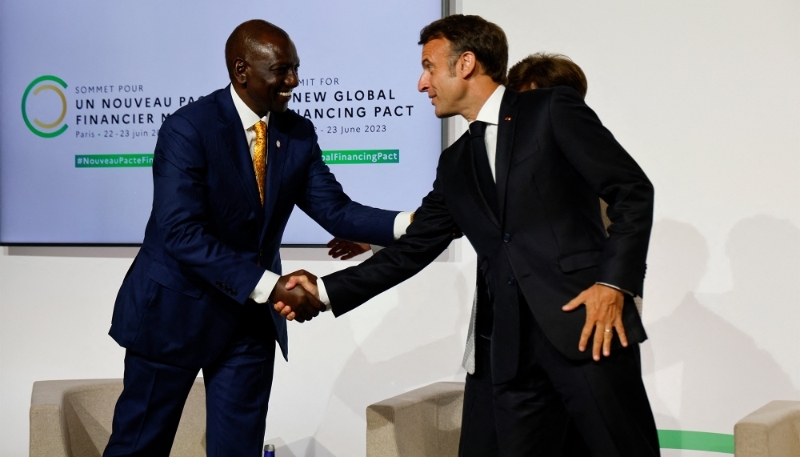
[0,0,442,245]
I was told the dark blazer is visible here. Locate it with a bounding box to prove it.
[109,86,398,369]
[323,87,654,383]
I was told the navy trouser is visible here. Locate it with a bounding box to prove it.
[103,307,276,457]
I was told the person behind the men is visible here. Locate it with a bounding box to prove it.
[507,52,587,96]
[278,14,659,457]
[102,19,409,457]
[508,53,616,233]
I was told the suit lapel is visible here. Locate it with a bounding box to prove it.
[261,112,289,237]
[217,88,263,217]
[495,89,519,224]
[462,137,500,228]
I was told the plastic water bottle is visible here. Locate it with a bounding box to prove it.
[263,444,275,457]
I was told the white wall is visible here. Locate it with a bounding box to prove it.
[2,0,799,455]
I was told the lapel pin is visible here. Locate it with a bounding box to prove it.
[276,140,281,148]
[504,116,511,121]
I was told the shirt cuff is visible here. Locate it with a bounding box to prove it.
[596,282,634,297]
[317,277,332,311]
[249,271,280,304]
[393,212,413,239]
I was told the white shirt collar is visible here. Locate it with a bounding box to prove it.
[473,85,506,125]
[230,84,270,131]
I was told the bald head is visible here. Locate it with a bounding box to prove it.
[225,20,289,81]
[225,19,300,116]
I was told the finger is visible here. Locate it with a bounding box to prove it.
[273,301,285,312]
[291,276,316,294]
[279,305,293,317]
[562,292,586,311]
[614,315,628,348]
[578,320,593,352]
[295,275,312,286]
[327,241,346,258]
[286,275,310,291]
[592,322,605,361]
[286,311,296,321]
[341,251,356,260]
[602,325,613,357]
[297,309,313,322]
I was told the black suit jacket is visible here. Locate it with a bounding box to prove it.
[324,87,654,383]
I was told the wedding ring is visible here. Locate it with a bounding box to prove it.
[604,329,612,333]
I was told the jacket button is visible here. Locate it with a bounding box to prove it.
[508,276,516,286]
[503,233,511,242]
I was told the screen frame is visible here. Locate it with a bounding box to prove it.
[0,0,452,248]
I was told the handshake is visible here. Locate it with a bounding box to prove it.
[264,238,374,323]
[268,270,321,323]
[264,233,428,323]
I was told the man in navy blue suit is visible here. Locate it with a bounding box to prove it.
[103,20,405,456]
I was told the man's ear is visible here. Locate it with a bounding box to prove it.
[233,58,248,85]
[458,51,478,79]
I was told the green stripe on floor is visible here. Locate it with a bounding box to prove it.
[658,430,734,453]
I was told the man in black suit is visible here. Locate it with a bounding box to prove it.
[279,14,659,457]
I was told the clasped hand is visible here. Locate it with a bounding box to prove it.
[269,270,322,323]
[562,284,629,361]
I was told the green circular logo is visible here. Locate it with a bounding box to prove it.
[21,75,68,138]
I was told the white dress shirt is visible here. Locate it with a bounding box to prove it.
[472,85,506,181]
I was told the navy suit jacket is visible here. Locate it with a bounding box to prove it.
[323,87,654,383]
[109,86,398,369]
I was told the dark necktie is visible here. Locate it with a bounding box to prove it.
[469,121,499,219]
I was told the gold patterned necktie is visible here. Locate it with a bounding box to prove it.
[253,120,267,206]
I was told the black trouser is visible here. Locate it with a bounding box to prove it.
[459,299,660,457]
